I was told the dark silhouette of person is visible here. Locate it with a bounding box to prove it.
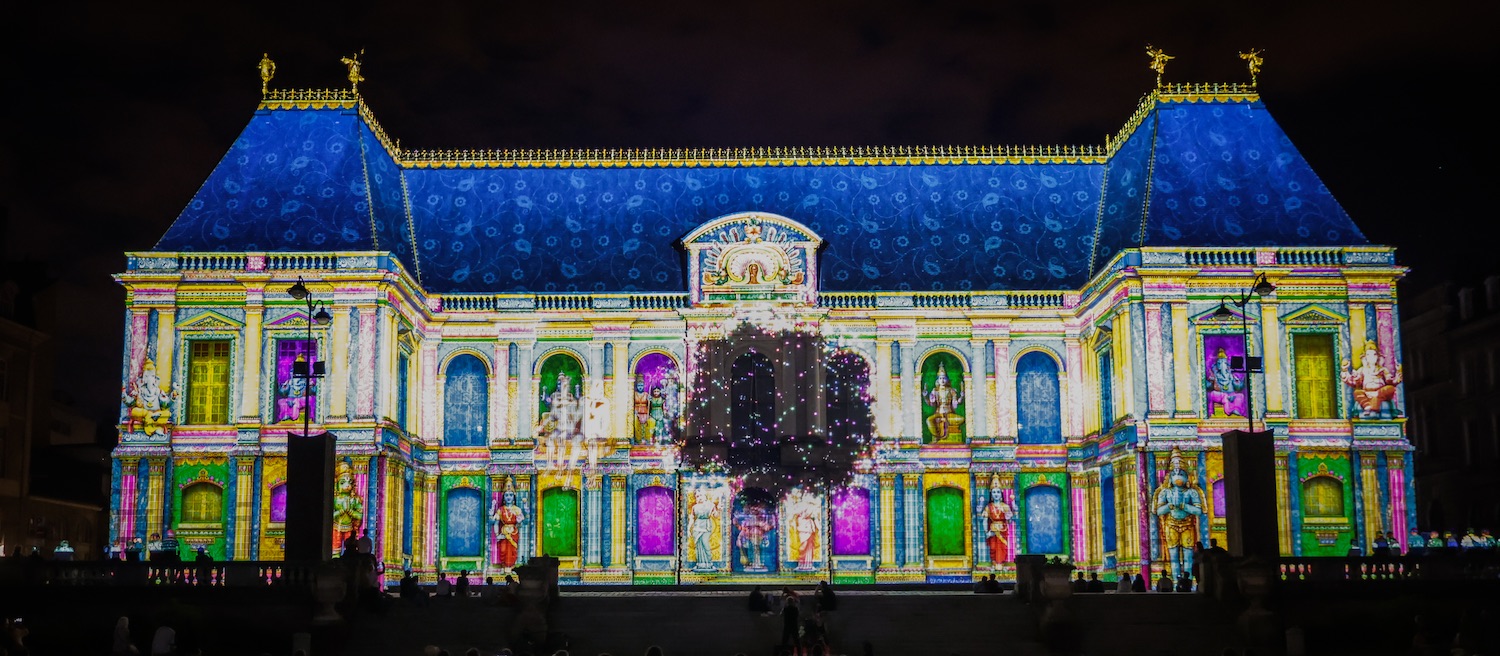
[1086,572,1105,593]
[455,570,470,598]
[1131,572,1147,592]
[749,586,769,612]
[815,580,837,611]
[780,587,801,648]
[1072,571,1088,593]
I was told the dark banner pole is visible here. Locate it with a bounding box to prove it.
[285,431,335,562]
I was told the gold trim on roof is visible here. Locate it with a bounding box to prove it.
[402,144,1108,168]
[254,81,1258,168]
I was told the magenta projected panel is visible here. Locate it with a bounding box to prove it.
[832,487,871,556]
[635,486,675,556]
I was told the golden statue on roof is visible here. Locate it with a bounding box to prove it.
[1146,45,1174,87]
[258,53,276,95]
[340,49,365,93]
[1239,48,1264,86]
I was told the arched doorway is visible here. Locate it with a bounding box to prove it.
[443,354,489,447]
[1024,485,1064,554]
[730,486,778,573]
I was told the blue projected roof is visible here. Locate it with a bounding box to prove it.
[154,92,1368,293]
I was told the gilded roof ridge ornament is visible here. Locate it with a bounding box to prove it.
[1239,48,1264,87]
[258,53,276,96]
[1146,44,1174,88]
[340,49,365,94]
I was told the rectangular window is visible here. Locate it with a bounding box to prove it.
[188,340,232,424]
[274,339,317,423]
[1293,333,1337,419]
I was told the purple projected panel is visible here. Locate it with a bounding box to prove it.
[832,488,871,556]
[1204,334,1247,418]
[1212,479,1226,517]
[275,339,318,422]
[269,484,287,523]
[635,486,675,556]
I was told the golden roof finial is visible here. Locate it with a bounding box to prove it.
[340,49,365,94]
[1145,44,1174,88]
[1239,48,1264,87]
[258,53,276,96]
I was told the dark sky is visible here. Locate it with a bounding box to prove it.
[3,1,1495,427]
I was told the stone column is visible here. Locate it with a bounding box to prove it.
[968,339,989,440]
[878,473,897,569]
[234,458,255,559]
[240,287,265,423]
[329,307,352,421]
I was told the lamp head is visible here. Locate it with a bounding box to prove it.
[1213,302,1234,319]
[287,278,309,300]
[1252,276,1276,297]
[313,306,332,326]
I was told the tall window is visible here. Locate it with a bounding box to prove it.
[1293,334,1337,419]
[397,351,410,430]
[1097,347,1114,430]
[1016,351,1062,445]
[443,354,489,447]
[188,340,232,424]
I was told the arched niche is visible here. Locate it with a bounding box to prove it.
[443,353,490,447]
[630,351,681,444]
[536,351,586,438]
[1016,350,1063,445]
[920,350,968,444]
[826,350,873,445]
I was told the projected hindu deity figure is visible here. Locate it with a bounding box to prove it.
[925,363,964,442]
[1206,347,1247,418]
[278,353,317,422]
[1343,342,1403,419]
[981,474,1015,566]
[491,476,524,571]
[1154,448,1205,582]
[688,487,721,571]
[735,500,775,573]
[788,489,821,571]
[660,370,682,441]
[333,459,364,546]
[633,374,652,442]
[124,358,174,436]
[539,371,585,467]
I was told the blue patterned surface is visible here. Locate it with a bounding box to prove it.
[445,487,483,557]
[405,163,1103,293]
[158,109,377,252]
[1025,485,1063,554]
[1144,101,1362,246]
[442,354,488,447]
[1016,351,1062,445]
[1095,118,1155,271]
[157,97,1370,292]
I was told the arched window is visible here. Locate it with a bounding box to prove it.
[826,351,872,445]
[831,487,871,556]
[730,352,777,469]
[445,487,484,557]
[1016,351,1062,445]
[632,352,680,444]
[635,486,674,556]
[1302,476,1345,517]
[731,487,778,573]
[181,482,223,525]
[926,486,966,557]
[443,354,489,447]
[541,487,580,557]
[1024,485,1064,554]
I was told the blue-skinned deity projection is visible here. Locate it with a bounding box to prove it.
[1154,448,1206,582]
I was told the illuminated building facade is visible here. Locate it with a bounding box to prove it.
[110,69,1413,583]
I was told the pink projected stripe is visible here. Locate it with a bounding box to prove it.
[1390,467,1407,552]
[1000,489,1017,562]
[1071,486,1087,563]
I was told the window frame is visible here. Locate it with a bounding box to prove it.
[186,338,234,426]
[1287,327,1343,420]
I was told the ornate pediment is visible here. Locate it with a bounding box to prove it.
[176,310,243,330]
[1282,304,1346,324]
[681,212,821,306]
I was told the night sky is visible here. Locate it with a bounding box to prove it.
[3,2,1495,429]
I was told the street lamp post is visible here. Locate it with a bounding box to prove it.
[287,277,332,437]
[1214,273,1276,433]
